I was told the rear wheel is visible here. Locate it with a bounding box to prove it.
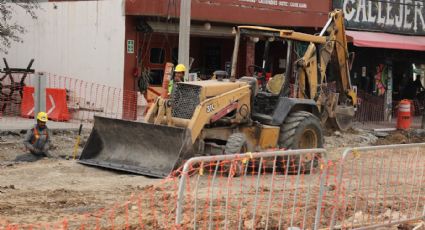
[279,111,323,173]
[224,133,248,177]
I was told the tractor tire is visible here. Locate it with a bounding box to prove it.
[224,133,248,177]
[279,111,323,173]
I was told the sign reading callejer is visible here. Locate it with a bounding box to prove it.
[333,0,425,35]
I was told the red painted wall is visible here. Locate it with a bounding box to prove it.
[123,17,138,120]
[125,0,330,28]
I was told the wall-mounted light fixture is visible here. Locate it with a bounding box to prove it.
[204,22,211,30]
[250,37,260,43]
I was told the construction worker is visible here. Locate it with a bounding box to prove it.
[168,64,186,95]
[23,112,52,160]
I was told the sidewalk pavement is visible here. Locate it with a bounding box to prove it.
[0,117,92,131]
[1,115,423,132]
[354,116,423,130]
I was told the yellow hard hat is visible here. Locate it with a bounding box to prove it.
[37,112,48,122]
[175,64,186,73]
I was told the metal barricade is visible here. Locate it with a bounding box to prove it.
[329,143,425,230]
[3,144,425,229]
[175,149,328,230]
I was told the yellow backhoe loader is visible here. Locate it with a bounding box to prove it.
[79,9,357,178]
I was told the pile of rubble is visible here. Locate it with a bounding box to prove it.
[325,128,425,149]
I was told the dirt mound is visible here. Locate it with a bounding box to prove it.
[374,130,425,146]
[374,132,408,145]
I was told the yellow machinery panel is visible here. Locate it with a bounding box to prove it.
[258,125,280,149]
[241,125,280,150]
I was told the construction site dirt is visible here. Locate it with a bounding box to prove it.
[1,127,425,228]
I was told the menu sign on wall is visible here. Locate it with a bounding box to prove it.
[333,0,425,35]
[198,0,310,10]
[239,0,308,8]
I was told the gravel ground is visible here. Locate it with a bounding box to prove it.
[1,127,425,228]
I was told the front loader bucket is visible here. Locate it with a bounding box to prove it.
[78,116,193,178]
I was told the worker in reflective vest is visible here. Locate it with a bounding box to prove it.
[168,64,186,95]
[23,112,51,158]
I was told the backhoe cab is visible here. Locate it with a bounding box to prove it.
[79,10,356,178]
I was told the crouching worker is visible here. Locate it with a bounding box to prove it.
[23,112,52,160]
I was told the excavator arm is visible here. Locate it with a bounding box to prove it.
[278,10,355,99]
[280,9,357,130]
[315,10,357,105]
[316,10,357,130]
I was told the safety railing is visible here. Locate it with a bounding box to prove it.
[329,143,425,229]
[2,144,425,229]
[0,72,150,126]
[175,149,329,230]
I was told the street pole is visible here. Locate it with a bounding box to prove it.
[178,0,191,81]
[34,72,46,122]
[422,110,425,129]
[385,65,393,122]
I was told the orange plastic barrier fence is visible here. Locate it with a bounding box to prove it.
[20,86,70,121]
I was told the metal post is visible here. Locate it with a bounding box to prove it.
[421,111,425,129]
[176,157,192,225]
[279,40,293,97]
[34,72,46,122]
[178,0,191,81]
[230,29,240,82]
[319,17,333,36]
[385,65,393,122]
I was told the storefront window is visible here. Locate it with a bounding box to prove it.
[172,48,178,65]
[205,46,221,74]
[150,48,165,64]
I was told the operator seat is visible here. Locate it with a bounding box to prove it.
[266,73,286,96]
